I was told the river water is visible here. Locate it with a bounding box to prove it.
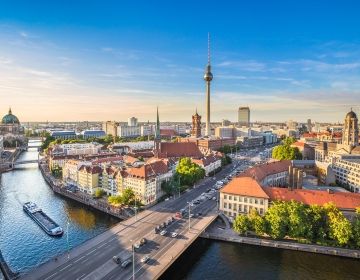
[0,140,118,273]
[1,141,359,279]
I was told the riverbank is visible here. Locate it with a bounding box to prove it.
[201,220,360,259]
[38,163,130,220]
[0,250,18,280]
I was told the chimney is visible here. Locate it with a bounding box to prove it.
[297,170,303,189]
[288,165,293,190]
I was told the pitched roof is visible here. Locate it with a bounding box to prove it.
[78,165,102,174]
[192,155,221,167]
[263,187,360,210]
[220,177,269,199]
[126,159,169,179]
[158,142,203,159]
[240,160,291,182]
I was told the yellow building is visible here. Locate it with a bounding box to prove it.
[77,165,102,194]
[220,177,269,221]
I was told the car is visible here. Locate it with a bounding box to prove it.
[154,227,160,234]
[175,212,182,218]
[160,230,167,236]
[190,214,194,218]
[140,238,147,245]
[162,222,167,228]
[141,255,150,263]
[121,259,132,268]
[112,256,121,264]
[134,242,141,249]
[165,198,169,201]
[171,232,178,238]
[212,197,216,200]
[198,212,202,216]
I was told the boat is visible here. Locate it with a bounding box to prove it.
[23,202,63,236]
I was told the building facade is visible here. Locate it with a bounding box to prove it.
[191,111,202,138]
[238,107,250,127]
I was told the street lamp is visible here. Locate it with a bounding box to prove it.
[67,221,70,259]
[187,202,191,230]
[130,240,135,280]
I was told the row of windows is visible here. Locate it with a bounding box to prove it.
[223,195,264,205]
[223,203,264,215]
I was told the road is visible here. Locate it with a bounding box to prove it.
[24,161,240,280]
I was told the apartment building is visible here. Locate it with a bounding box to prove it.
[77,165,102,194]
[220,177,270,220]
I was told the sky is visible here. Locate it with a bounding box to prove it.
[1,1,360,123]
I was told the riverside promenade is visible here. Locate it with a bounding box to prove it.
[201,220,360,259]
[39,162,131,220]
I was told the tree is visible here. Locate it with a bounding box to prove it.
[352,207,360,248]
[94,188,105,198]
[248,209,266,235]
[233,214,251,235]
[286,200,313,240]
[121,188,136,205]
[176,157,205,187]
[108,195,122,206]
[307,205,328,243]
[324,203,352,246]
[272,137,302,160]
[264,201,289,239]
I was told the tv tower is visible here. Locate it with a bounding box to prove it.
[204,33,213,137]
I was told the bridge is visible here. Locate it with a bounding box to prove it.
[22,164,234,280]
[14,159,39,165]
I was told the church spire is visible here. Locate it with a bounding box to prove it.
[155,107,160,140]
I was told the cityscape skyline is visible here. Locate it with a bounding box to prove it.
[1,1,360,122]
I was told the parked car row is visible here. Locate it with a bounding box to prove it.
[154,216,175,234]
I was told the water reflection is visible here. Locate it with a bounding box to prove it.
[66,206,96,230]
[0,140,118,273]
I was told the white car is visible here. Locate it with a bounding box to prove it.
[212,197,216,200]
[141,255,150,263]
[160,230,167,236]
[171,232,178,238]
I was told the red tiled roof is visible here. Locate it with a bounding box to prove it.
[160,129,178,137]
[240,160,291,182]
[291,141,308,148]
[263,187,360,210]
[91,156,123,164]
[220,177,269,199]
[192,155,221,167]
[158,142,203,159]
[126,159,169,179]
[123,155,140,165]
[78,165,102,174]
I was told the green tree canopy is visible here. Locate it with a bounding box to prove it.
[272,137,302,160]
[176,157,205,186]
[233,214,251,235]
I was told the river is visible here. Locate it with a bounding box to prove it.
[0,140,118,274]
[1,141,360,279]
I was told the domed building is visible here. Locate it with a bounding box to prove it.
[0,108,24,135]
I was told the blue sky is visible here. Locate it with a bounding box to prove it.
[0,0,360,122]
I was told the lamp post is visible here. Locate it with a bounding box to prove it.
[67,221,70,259]
[132,243,135,280]
[187,202,191,230]
[129,240,135,280]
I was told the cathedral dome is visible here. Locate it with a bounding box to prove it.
[346,110,357,120]
[2,108,20,124]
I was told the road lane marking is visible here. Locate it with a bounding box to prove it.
[76,273,86,280]
[59,263,72,272]
[86,248,97,256]
[44,272,58,280]
[74,255,86,263]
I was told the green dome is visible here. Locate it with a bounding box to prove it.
[2,108,19,124]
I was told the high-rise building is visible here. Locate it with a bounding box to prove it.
[204,33,213,137]
[191,110,202,138]
[307,119,312,132]
[222,119,231,126]
[238,107,250,127]
[342,108,359,148]
[128,117,138,127]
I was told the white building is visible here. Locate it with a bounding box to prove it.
[117,125,141,138]
[59,143,102,155]
[128,117,138,127]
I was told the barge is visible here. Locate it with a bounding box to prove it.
[23,202,63,236]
